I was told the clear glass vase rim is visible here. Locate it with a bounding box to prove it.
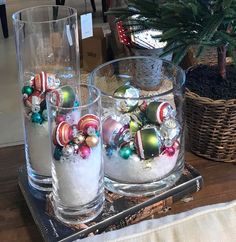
[89,56,186,101]
[46,84,101,111]
[12,5,77,24]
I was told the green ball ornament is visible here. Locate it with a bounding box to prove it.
[22,86,34,96]
[31,112,43,124]
[119,146,133,159]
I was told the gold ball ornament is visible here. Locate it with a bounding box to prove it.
[86,136,99,147]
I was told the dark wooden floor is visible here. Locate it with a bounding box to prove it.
[0,145,236,242]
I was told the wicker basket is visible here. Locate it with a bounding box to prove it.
[185,50,236,162]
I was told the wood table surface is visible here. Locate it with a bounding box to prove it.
[0,145,236,242]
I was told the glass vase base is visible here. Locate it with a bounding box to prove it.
[28,171,52,192]
[104,167,183,197]
[51,193,104,225]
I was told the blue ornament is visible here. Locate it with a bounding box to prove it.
[54,146,63,161]
[106,146,114,158]
[31,112,43,124]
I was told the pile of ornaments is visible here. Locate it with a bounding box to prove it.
[50,86,100,162]
[22,71,60,124]
[102,84,181,161]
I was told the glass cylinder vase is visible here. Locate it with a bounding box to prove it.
[89,56,186,196]
[47,84,104,224]
[12,5,80,191]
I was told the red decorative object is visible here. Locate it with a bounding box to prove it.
[116,21,131,46]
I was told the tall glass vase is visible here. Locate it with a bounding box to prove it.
[12,5,80,191]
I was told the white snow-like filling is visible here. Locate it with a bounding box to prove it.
[104,150,179,183]
[25,120,51,176]
[54,143,102,207]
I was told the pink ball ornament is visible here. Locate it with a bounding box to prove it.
[78,145,91,159]
[164,146,175,157]
[56,114,66,124]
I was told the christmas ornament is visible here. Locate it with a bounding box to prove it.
[73,134,85,144]
[50,85,76,108]
[135,127,163,159]
[62,145,74,157]
[78,145,91,159]
[33,71,60,92]
[163,146,175,157]
[146,101,174,124]
[119,146,133,159]
[53,145,63,161]
[86,136,99,147]
[22,86,34,96]
[129,114,142,133]
[106,146,113,158]
[56,114,66,124]
[160,118,180,146]
[31,112,43,124]
[116,21,131,46]
[77,114,100,134]
[139,100,148,112]
[113,84,140,113]
[114,125,131,146]
[54,121,73,146]
[24,91,42,109]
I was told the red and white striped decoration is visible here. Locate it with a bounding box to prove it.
[116,21,131,46]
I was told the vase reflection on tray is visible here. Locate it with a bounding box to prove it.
[89,56,186,196]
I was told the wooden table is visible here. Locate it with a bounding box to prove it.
[0,145,236,242]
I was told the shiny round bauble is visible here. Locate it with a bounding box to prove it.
[102,117,123,145]
[163,146,175,157]
[119,146,133,159]
[77,114,100,134]
[113,84,140,113]
[42,109,48,121]
[73,134,85,144]
[24,91,42,109]
[54,121,73,146]
[22,86,34,96]
[31,104,41,113]
[78,145,91,159]
[87,127,96,136]
[33,71,60,92]
[50,85,76,108]
[62,145,74,157]
[160,118,180,147]
[31,112,43,124]
[53,145,63,161]
[129,114,142,133]
[146,101,174,124]
[56,114,66,124]
[135,127,163,159]
[86,136,99,147]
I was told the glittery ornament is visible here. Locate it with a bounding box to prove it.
[160,118,180,147]
[146,101,174,124]
[87,127,96,136]
[33,71,60,92]
[79,145,91,159]
[31,112,43,124]
[113,84,140,113]
[73,134,85,144]
[22,86,34,96]
[86,136,99,147]
[42,109,48,121]
[119,146,133,159]
[135,127,163,159]
[53,145,63,161]
[54,121,73,146]
[77,114,100,134]
[50,85,76,108]
[62,145,74,157]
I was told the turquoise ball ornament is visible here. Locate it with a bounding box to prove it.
[113,84,140,113]
[119,146,133,159]
[22,86,34,96]
[31,112,43,124]
[135,127,163,159]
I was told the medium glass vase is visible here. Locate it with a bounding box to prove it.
[89,56,186,196]
[12,5,80,191]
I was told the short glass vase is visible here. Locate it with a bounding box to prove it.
[89,56,186,196]
[47,84,104,224]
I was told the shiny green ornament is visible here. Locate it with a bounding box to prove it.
[119,146,133,159]
[31,112,43,124]
[53,146,63,161]
[22,86,34,96]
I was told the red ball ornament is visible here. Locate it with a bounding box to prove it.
[139,101,148,112]
[77,114,100,134]
[164,146,175,157]
[54,121,73,146]
[33,71,60,92]
[56,114,66,124]
[78,145,91,159]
